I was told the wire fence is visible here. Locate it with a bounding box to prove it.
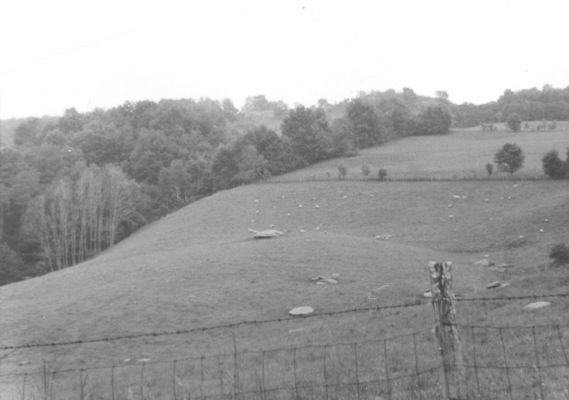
[1,294,569,399]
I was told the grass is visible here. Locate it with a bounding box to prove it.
[1,127,568,399]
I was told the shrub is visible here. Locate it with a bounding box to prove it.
[506,113,522,132]
[550,244,569,265]
[338,164,347,180]
[377,168,387,181]
[361,164,371,177]
[542,150,567,179]
[485,162,494,178]
[494,143,524,174]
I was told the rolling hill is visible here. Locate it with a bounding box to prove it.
[1,128,568,397]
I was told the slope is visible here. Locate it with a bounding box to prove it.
[1,177,568,373]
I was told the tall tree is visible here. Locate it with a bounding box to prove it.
[346,99,386,148]
[281,106,331,164]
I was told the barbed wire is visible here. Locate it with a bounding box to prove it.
[0,299,428,351]
[2,292,568,352]
[1,320,568,385]
[457,292,569,303]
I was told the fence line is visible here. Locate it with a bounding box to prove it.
[2,321,568,399]
[2,292,568,352]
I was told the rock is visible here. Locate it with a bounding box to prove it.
[255,210,260,214]
[18,361,30,366]
[498,263,515,269]
[249,229,284,239]
[316,281,326,285]
[310,276,325,281]
[474,259,496,267]
[452,195,461,199]
[484,198,489,202]
[289,306,314,316]
[314,204,320,209]
[331,273,340,279]
[448,204,453,208]
[448,214,454,219]
[523,302,550,311]
[486,281,502,289]
[322,278,338,284]
[539,229,544,233]
[299,228,306,233]
[423,290,433,298]
[513,184,519,188]
[138,357,151,363]
[298,204,303,208]
[544,218,549,223]
[254,199,259,203]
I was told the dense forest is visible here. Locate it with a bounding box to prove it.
[1,85,566,285]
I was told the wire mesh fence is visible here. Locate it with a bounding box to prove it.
[1,321,568,400]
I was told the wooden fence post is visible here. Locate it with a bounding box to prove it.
[429,261,465,399]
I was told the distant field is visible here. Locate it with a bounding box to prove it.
[276,128,569,181]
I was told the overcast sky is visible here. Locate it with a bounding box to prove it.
[1,0,568,119]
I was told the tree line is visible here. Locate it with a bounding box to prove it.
[0,89,450,285]
[451,85,569,127]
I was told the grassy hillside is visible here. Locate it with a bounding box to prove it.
[276,128,569,181]
[1,128,568,398]
[1,180,568,364]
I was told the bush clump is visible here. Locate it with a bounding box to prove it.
[550,244,569,266]
[377,168,387,181]
[495,143,524,174]
[338,164,347,180]
[542,149,568,179]
[485,162,494,178]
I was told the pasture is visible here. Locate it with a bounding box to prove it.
[1,127,568,398]
[276,128,569,181]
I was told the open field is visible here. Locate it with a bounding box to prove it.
[276,128,569,181]
[1,128,568,398]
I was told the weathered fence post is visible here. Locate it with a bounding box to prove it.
[232,332,240,400]
[429,261,465,399]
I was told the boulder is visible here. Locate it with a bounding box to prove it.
[486,281,502,289]
[289,306,314,316]
[474,259,495,267]
[249,229,284,239]
[523,302,551,311]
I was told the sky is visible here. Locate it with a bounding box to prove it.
[1,0,568,119]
